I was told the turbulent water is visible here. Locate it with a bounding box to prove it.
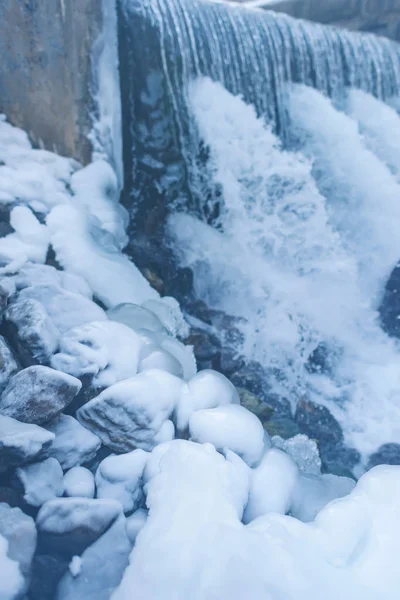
[120,0,400,464]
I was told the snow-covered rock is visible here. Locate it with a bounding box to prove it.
[125,509,147,545]
[0,535,24,600]
[0,503,36,594]
[16,458,64,507]
[0,366,82,425]
[52,321,143,388]
[95,450,148,513]
[43,414,101,470]
[37,498,122,557]
[0,335,19,393]
[56,514,131,600]
[18,284,107,335]
[5,297,59,365]
[0,415,54,472]
[63,467,95,499]
[77,370,183,453]
[189,404,265,467]
[244,448,299,523]
[0,206,49,268]
[13,263,92,299]
[176,369,240,434]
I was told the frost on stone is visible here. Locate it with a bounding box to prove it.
[189,404,265,467]
[272,433,322,475]
[95,449,149,513]
[0,415,54,472]
[16,457,64,507]
[64,467,95,499]
[52,321,144,388]
[43,414,101,471]
[77,370,183,453]
[0,366,82,425]
[176,369,240,434]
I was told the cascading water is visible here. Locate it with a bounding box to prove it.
[119,0,400,467]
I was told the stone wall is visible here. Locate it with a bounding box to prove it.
[0,0,103,164]
[238,0,400,41]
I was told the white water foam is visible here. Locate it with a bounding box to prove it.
[169,77,400,462]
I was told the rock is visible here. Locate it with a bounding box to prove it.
[0,415,54,473]
[0,366,82,425]
[367,443,400,469]
[56,514,131,600]
[36,498,122,557]
[0,503,37,591]
[77,370,183,453]
[380,262,400,338]
[0,277,15,318]
[295,398,343,445]
[95,450,148,513]
[63,467,95,499]
[0,335,19,393]
[16,458,64,507]
[320,444,360,479]
[184,330,221,371]
[43,414,101,470]
[219,348,245,376]
[29,553,69,600]
[264,416,301,439]
[4,298,59,366]
[238,388,274,422]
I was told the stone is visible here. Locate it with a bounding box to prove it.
[56,514,132,600]
[4,298,59,366]
[0,335,19,393]
[367,443,400,470]
[184,330,221,370]
[0,415,54,473]
[36,498,122,558]
[0,503,37,590]
[16,458,64,507]
[29,553,69,600]
[237,388,274,422]
[264,416,301,440]
[295,398,343,445]
[380,263,400,338]
[43,414,101,471]
[0,366,82,425]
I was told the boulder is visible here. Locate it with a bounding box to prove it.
[0,415,54,473]
[63,467,95,499]
[0,366,82,425]
[16,458,64,507]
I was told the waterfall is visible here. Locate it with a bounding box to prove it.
[119,0,400,463]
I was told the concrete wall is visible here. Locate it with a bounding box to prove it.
[240,0,400,41]
[0,0,103,164]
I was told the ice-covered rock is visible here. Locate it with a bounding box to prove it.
[64,467,95,499]
[176,369,240,434]
[18,284,107,335]
[5,298,59,365]
[138,348,184,378]
[125,509,147,545]
[0,206,49,268]
[0,335,19,393]
[52,321,143,388]
[158,337,196,380]
[107,303,168,335]
[16,458,64,507]
[13,263,92,299]
[244,448,299,523]
[0,535,24,600]
[77,370,183,453]
[56,514,131,600]
[37,498,122,557]
[142,297,189,338]
[0,415,54,472]
[272,434,322,475]
[95,449,148,513]
[0,366,82,425]
[0,503,36,594]
[189,404,265,467]
[291,473,356,522]
[43,414,101,470]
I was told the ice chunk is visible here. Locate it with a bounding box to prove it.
[125,509,147,545]
[0,366,81,425]
[159,337,197,381]
[64,467,95,499]
[18,284,107,335]
[107,303,168,335]
[0,415,54,472]
[52,321,143,388]
[142,297,189,338]
[139,348,184,378]
[47,205,159,308]
[244,448,299,523]
[16,458,64,507]
[176,370,240,434]
[77,370,183,453]
[272,434,322,475]
[189,405,265,467]
[95,449,148,513]
[43,414,101,471]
